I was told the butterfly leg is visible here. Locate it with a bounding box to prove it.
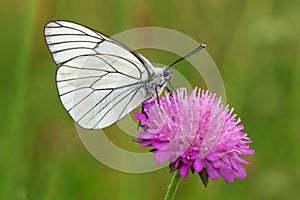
[167,80,177,94]
[137,104,145,130]
[155,87,160,105]
[166,86,171,93]
[155,87,166,113]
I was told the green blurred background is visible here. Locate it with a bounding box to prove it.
[1,0,299,199]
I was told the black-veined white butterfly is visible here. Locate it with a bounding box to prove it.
[44,20,205,129]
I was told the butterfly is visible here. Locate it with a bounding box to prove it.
[44,20,205,129]
[44,20,175,129]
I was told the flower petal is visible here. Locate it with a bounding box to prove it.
[206,162,219,180]
[220,165,235,182]
[180,165,190,178]
[134,113,147,123]
[193,158,203,172]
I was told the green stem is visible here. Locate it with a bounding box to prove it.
[164,170,181,200]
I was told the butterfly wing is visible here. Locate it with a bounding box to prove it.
[44,21,154,129]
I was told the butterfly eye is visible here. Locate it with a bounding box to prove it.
[163,68,172,80]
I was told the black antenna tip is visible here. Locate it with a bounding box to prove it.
[201,44,206,48]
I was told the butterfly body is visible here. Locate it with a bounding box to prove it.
[141,67,172,101]
[44,20,172,129]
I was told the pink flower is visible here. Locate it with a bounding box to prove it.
[135,88,254,185]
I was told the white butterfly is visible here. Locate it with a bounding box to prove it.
[44,20,173,129]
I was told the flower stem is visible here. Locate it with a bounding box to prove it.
[164,170,181,200]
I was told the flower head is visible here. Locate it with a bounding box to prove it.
[135,88,254,184]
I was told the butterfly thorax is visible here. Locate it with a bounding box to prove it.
[142,67,172,101]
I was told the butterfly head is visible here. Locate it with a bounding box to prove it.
[163,67,172,82]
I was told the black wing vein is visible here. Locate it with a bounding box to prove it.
[91,86,142,129]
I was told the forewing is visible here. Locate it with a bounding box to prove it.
[44,21,153,129]
[44,20,153,78]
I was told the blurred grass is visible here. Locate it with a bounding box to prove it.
[2,0,38,199]
[1,0,300,199]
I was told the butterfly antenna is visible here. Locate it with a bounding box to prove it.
[168,44,206,69]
